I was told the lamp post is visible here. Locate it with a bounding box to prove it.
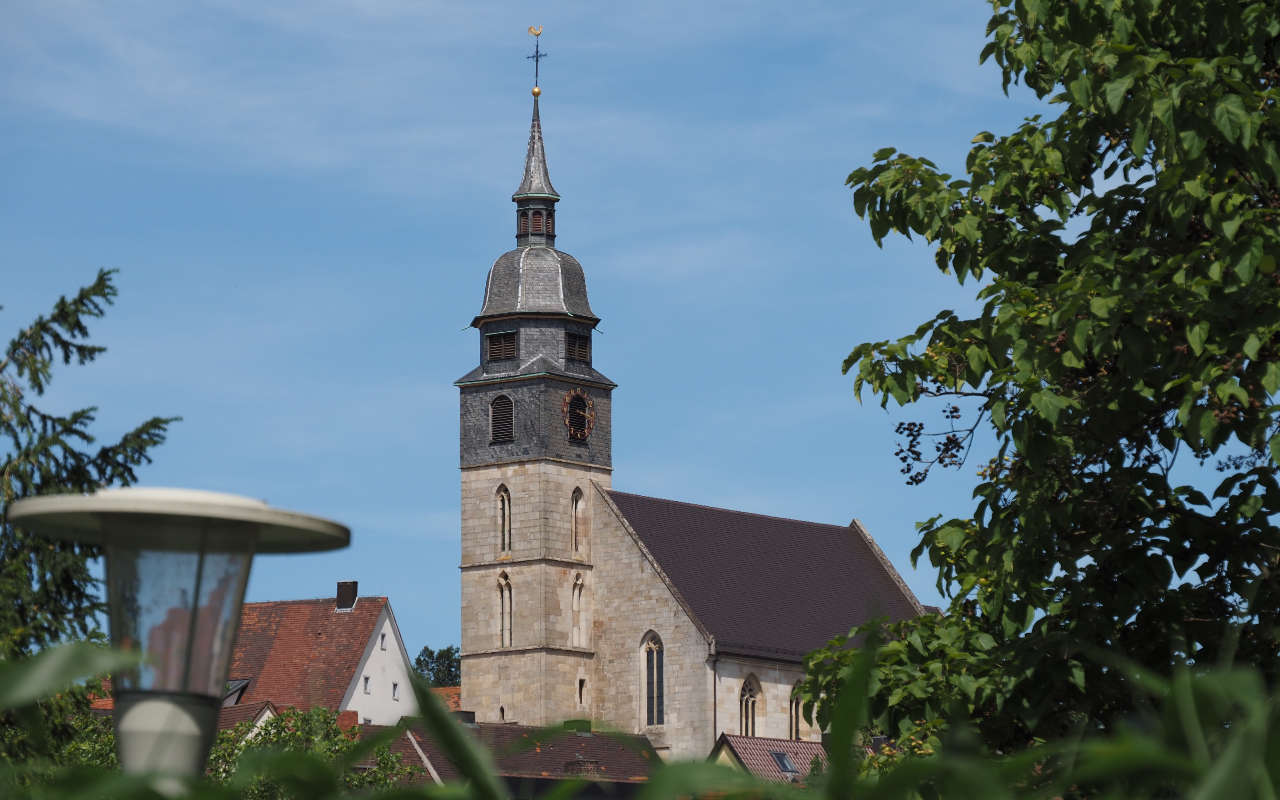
[6,487,349,790]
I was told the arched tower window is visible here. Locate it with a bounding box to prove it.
[518,211,529,233]
[496,485,512,552]
[788,682,802,740]
[546,211,555,234]
[740,676,760,736]
[571,488,585,553]
[570,574,584,647]
[531,210,544,233]
[497,572,512,647]
[643,633,664,726]
[490,395,514,443]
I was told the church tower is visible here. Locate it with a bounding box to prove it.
[456,86,614,726]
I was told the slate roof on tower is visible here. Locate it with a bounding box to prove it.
[475,247,596,323]
[471,92,598,327]
[601,490,925,661]
[513,95,559,200]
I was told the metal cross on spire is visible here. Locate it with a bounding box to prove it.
[527,26,547,88]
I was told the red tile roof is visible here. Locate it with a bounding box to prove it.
[605,491,923,660]
[430,686,461,711]
[374,723,657,785]
[217,700,276,731]
[229,596,387,710]
[715,734,828,783]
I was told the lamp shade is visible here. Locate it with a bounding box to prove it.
[6,488,349,785]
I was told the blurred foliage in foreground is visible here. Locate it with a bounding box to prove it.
[803,0,1280,759]
[2,639,1278,799]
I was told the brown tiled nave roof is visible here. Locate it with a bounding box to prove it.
[606,491,922,661]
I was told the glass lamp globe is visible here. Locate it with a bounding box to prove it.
[6,488,349,785]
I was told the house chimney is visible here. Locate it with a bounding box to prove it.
[336,580,358,610]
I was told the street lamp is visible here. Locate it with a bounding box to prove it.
[6,487,349,788]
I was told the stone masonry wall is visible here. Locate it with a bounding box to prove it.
[460,459,609,726]
[712,655,819,742]
[589,484,714,761]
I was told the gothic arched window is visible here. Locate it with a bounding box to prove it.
[571,488,585,553]
[643,633,664,726]
[570,574,584,647]
[497,572,512,647]
[490,395,514,443]
[788,682,802,740]
[740,676,760,736]
[496,485,512,552]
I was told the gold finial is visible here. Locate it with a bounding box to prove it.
[527,26,547,91]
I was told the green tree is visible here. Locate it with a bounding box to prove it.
[413,644,460,687]
[802,0,1280,754]
[0,269,177,759]
[206,707,421,796]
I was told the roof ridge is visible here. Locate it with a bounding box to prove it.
[722,733,824,745]
[606,489,852,531]
[244,595,388,606]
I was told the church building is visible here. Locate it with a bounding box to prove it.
[455,85,924,761]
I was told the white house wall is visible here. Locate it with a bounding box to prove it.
[341,606,419,725]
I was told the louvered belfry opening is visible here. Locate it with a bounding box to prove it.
[490,395,515,443]
[532,211,544,233]
[565,332,591,363]
[486,331,517,362]
[518,212,530,234]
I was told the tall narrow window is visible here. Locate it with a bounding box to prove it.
[571,488,584,553]
[740,677,760,736]
[644,634,664,725]
[498,573,512,647]
[546,212,555,234]
[788,683,802,740]
[532,211,544,233]
[518,212,530,233]
[496,486,512,552]
[570,574,584,647]
[490,395,515,443]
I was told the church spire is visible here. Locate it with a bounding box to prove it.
[513,92,559,202]
[512,90,559,246]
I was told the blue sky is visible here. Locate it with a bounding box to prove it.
[3,1,1047,657]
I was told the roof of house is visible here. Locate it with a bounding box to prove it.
[604,490,923,661]
[362,723,657,786]
[430,686,462,712]
[228,595,387,709]
[217,700,276,731]
[713,734,828,783]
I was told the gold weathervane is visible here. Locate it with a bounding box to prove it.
[527,26,546,96]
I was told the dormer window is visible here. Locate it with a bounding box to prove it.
[771,752,799,775]
[565,332,591,364]
[486,332,517,362]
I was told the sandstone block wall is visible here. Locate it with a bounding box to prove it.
[589,484,715,760]
[712,655,819,742]
[460,459,609,726]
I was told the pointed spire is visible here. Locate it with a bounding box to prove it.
[513,92,559,201]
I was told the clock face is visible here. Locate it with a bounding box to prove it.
[562,388,596,440]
